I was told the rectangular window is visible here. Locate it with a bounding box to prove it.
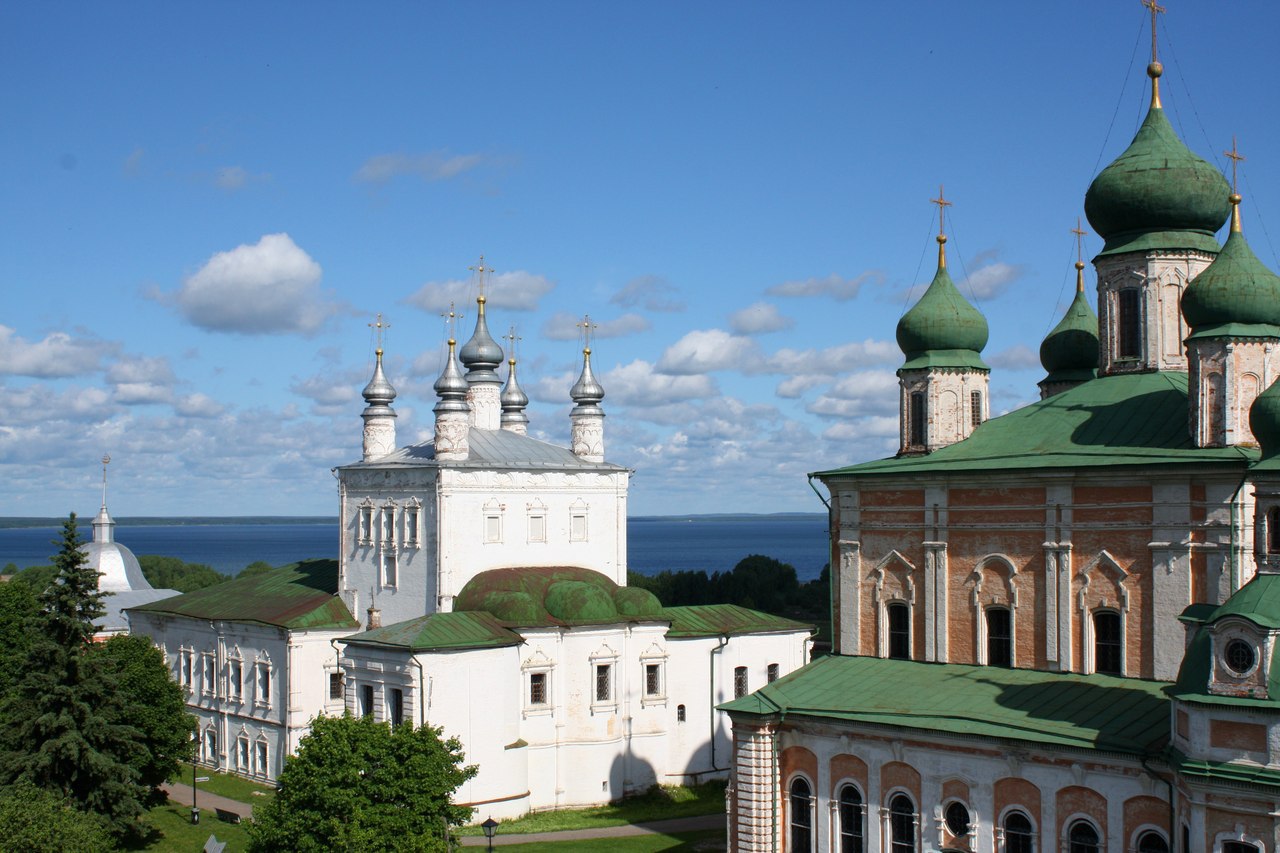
[383,549,397,588]
[970,391,983,428]
[201,653,216,695]
[887,603,911,660]
[405,507,419,548]
[909,392,925,446]
[1118,289,1142,358]
[329,672,343,701]
[595,664,612,702]
[203,729,218,765]
[529,514,546,543]
[734,666,748,698]
[237,737,249,772]
[529,672,548,706]
[254,741,268,777]
[767,663,780,683]
[645,664,661,697]
[389,688,404,727]
[360,684,375,719]
[484,514,502,544]
[228,659,243,701]
[571,512,588,542]
[256,662,271,705]
[381,508,395,543]
[986,608,1012,668]
[1094,611,1123,675]
[359,505,373,543]
[179,650,193,689]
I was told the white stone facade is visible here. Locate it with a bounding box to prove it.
[898,368,989,455]
[1188,338,1279,448]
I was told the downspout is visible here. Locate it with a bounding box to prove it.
[809,474,834,656]
[1142,756,1177,852]
[771,711,787,853]
[1229,471,1250,594]
[285,632,294,761]
[410,655,426,727]
[330,638,344,711]
[710,634,730,771]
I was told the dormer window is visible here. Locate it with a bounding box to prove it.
[1225,639,1258,676]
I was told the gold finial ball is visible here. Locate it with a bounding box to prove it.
[1230,193,1243,205]
[102,454,111,465]
[937,234,948,244]
[477,294,486,304]
[1075,261,1085,271]
[1148,61,1163,79]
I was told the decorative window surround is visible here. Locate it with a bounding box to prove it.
[522,651,554,717]
[404,498,421,549]
[641,643,668,706]
[590,644,618,713]
[358,499,375,545]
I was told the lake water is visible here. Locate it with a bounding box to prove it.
[0,514,830,581]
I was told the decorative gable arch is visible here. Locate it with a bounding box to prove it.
[1075,550,1131,611]
[870,550,917,605]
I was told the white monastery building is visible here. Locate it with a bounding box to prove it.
[722,14,1280,853]
[129,271,811,817]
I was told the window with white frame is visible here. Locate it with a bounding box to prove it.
[1093,610,1123,675]
[1002,810,1034,853]
[389,688,404,727]
[483,500,503,544]
[837,784,864,853]
[358,501,374,544]
[203,728,218,766]
[201,652,216,696]
[254,739,269,777]
[570,501,588,542]
[236,735,250,773]
[360,684,375,719]
[255,656,271,706]
[528,671,549,707]
[1135,830,1169,853]
[527,502,547,543]
[1067,819,1100,853]
[179,649,194,690]
[888,793,918,852]
[228,655,243,702]
[789,776,813,852]
[734,666,748,698]
[404,501,420,548]
[383,547,398,588]
[381,504,396,544]
[767,663,780,683]
[595,663,612,703]
[329,671,343,701]
[590,644,618,711]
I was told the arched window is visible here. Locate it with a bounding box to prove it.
[1269,507,1280,554]
[889,793,916,852]
[887,603,910,660]
[987,607,1012,667]
[1003,810,1034,853]
[1135,830,1168,853]
[1117,289,1141,359]
[1067,819,1100,853]
[909,392,926,446]
[837,784,863,853]
[1223,843,1261,853]
[1093,611,1122,675]
[789,777,812,852]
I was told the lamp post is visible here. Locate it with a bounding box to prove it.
[482,817,499,850]
[190,762,199,824]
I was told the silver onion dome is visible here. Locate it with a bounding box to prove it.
[501,358,530,427]
[570,347,605,415]
[459,296,504,382]
[434,340,470,414]
[361,349,397,414]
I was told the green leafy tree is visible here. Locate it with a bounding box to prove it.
[10,563,57,594]
[239,560,275,578]
[91,634,196,799]
[0,781,112,853]
[0,514,147,838]
[248,714,477,853]
[138,554,227,592]
[0,580,39,691]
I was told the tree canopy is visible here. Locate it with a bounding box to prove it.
[138,554,226,592]
[0,781,112,853]
[248,714,477,853]
[629,554,829,617]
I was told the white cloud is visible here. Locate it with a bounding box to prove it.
[807,370,900,418]
[987,344,1041,370]
[214,165,269,191]
[354,151,484,185]
[964,258,1025,299]
[822,415,899,442]
[757,339,899,376]
[162,233,338,335]
[290,373,362,415]
[610,276,685,312]
[113,382,173,406]
[601,360,718,407]
[767,271,882,301]
[655,329,762,375]
[728,302,793,335]
[405,270,555,314]
[775,375,829,399]
[106,355,175,385]
[0,326,119,378]
[541,312,651,341]
[174,393,225,418]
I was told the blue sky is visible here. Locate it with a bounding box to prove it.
[3,2,1278,517]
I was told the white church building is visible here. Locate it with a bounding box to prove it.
[129,273,811,818]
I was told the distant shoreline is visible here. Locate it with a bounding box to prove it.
[0,512,825,530]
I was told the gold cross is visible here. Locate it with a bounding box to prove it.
[468,255,494,300]
[576,315,598,351]
[930,185,953,236]
[1071,218,1088,264]
[440,302,462,342]
[368,313,390,352]
[101,454,111,506]
[1224,136,1245,193]
[1142,0,1166,63]
[504,326,522,361]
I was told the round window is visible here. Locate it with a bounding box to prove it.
[1225,639,1256,675]
[944,801,970,837]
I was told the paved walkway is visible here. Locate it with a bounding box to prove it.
[161,782,257,821]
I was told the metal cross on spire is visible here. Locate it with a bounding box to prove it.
[440,302,462,343]
[101,453,111,508]
[368,313,390,353]
[1071,218,1088,264]
[1142,0,1166,64]
[1224,136,1246,194]
[504,326,522,361]
[468,256,494,301]
[931,185,953,236]
[577,315,598,352]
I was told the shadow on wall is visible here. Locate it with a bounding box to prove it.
[611,750,657,800]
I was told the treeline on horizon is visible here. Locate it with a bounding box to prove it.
[4,556,275,594]
[628,554,830,624]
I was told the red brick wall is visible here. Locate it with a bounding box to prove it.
[1056,785,1107,844]
[829,753,868,797]
[1123,795,1169,849]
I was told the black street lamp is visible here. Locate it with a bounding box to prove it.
[482,817,499,850]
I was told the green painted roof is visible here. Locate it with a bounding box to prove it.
[895,250,989,367]
[815,372,1256,479]
[342,610,522,652]
[1170,575,1280,708]
[661,604,812,638]
[1084,104,1229,256]
[128,559,357,630]
[1251,376,1280,460]
[453,566,663,627]
[1040,286,1099,380]
[1183,224,1280,334]
[720,654,1170,756]
[1168,745,1280,790]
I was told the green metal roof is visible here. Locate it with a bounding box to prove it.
[1183,224,1280,334]
[895,253,989,367]
[342,610,523,652]
[1168,745,1280,790]
[661,604,812,638]
[453,566,663,628]
[720,654,1170,756]
[1040,286,1099,379]
[1170,574,1280,708]
[814,371,1256,479]
[128,559,357,631]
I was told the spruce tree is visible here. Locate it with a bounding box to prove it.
[0,513,147,838]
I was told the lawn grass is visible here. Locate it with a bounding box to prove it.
[127,800,251,851]
[494,828,724,851]
[172,761,275,805]
[457,781,725,836]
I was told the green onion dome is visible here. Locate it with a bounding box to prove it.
[1040,262,1099,379]
[1182,196,1280,338]
[1084,64,1229,256]
[896,235,989,370]
[1250,377,1280,459]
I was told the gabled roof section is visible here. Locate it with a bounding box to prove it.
[128,559,357,631]
[815,372,1256,479]
[342,610,523,652]
[662,604,812,638]
[340,427,628,472]
[720,655,1170,756]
